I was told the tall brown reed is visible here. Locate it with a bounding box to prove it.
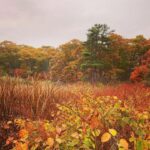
[0,77,76,120]
[0,77,149,120]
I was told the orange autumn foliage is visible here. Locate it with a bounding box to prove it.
[19,129,29,139]
[130,49,150,82]
[130,65,148,82]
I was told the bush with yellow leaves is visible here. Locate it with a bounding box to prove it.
[0,94,149,150]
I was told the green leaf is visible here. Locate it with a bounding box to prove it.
[83,137,93,148]
[136,140,144,150]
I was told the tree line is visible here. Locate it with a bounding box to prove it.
[0,24,150,84]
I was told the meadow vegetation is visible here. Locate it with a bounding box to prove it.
[0,24,150,149]
[0,77,149,150]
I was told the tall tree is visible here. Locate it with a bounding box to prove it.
[108,34,131,81]
[81,24,113,83]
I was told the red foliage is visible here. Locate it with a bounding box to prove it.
[130,50,150,82]
[92,83,150,111]
[130,65,148,82]
[141,49,150,65]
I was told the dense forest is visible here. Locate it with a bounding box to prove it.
[0,24,150,84]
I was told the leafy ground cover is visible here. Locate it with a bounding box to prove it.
[0,77,150,150]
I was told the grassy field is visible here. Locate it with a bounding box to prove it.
[0,77,150,150]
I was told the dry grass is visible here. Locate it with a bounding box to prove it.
[0,77,76,120]
[0,77,150,149]
[0,77,149,120]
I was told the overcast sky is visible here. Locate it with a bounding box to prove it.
[0,0,150,47]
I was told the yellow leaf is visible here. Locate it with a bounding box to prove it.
[109,129,117,136]
[46,137,54,148]
[101,132,111,143]
[119,139,129,150]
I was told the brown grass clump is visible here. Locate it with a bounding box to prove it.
[0,77,76,120]
[0,77,149,120]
